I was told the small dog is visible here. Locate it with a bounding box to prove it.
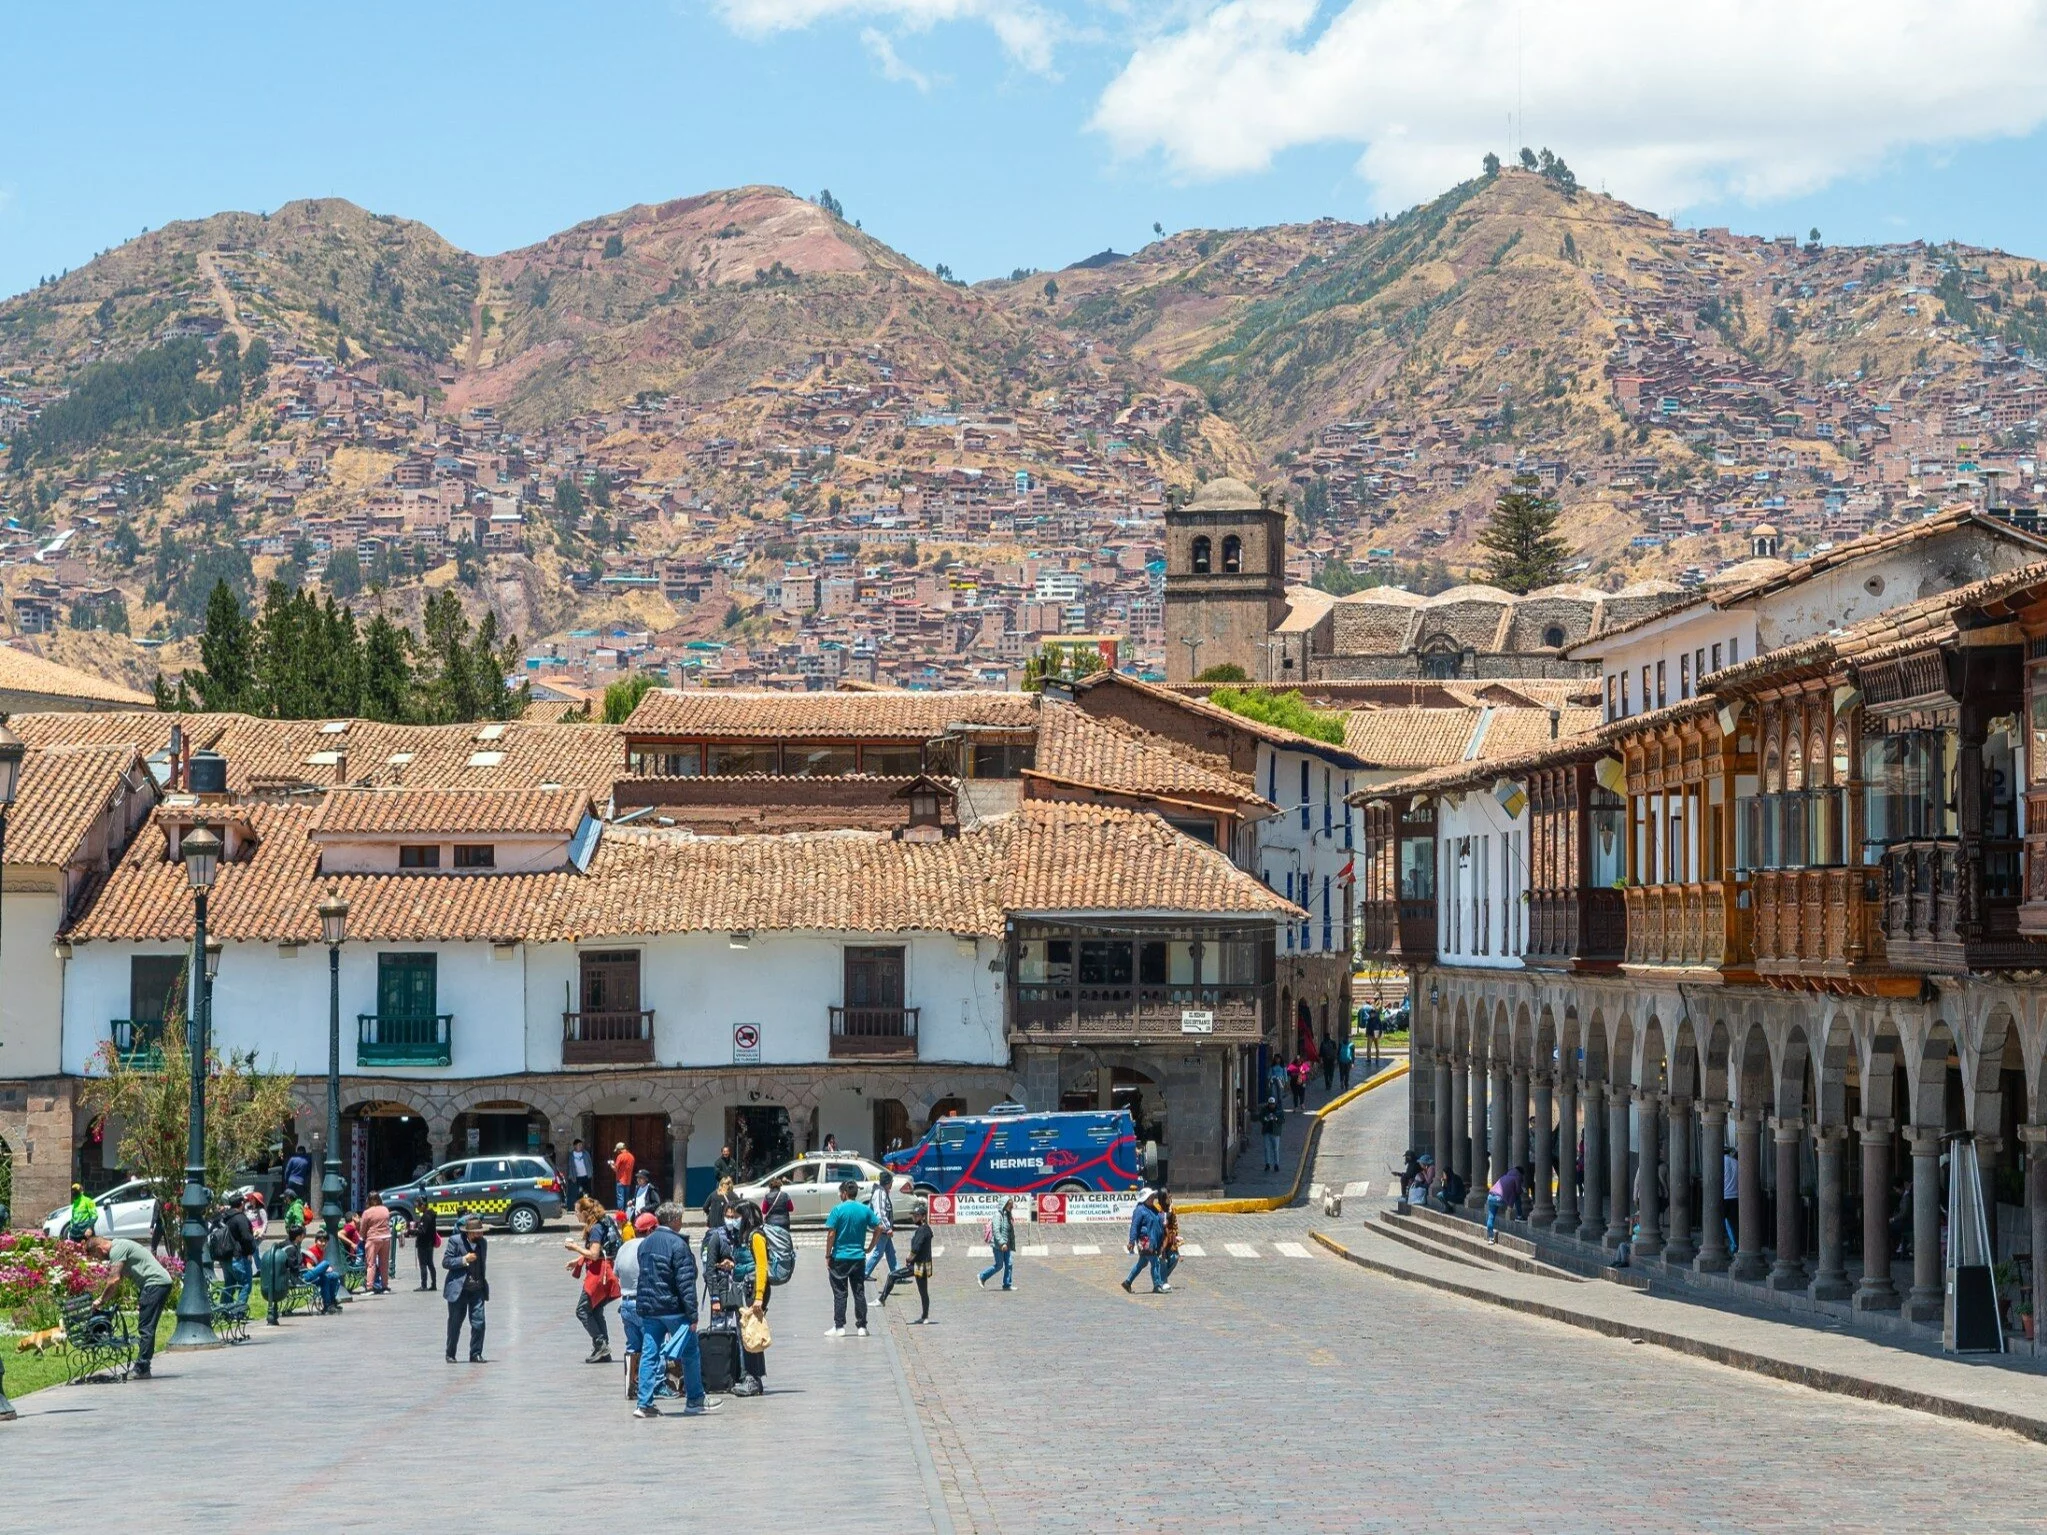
[15,1326,65,1355]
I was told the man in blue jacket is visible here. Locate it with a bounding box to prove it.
[633,1203,721,1419]
[1120,1191,1169,1294]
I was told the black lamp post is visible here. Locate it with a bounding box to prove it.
[318,890,349,1283]
[167,824,222,1351]
[0,719,23,1419]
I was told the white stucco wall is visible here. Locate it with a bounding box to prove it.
[1253,743,1355,957]
[1434,785,1528,971]
[1,888,65,1078]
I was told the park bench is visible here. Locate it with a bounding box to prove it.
[208,1278,251,1342]
[58,1294,135,1383]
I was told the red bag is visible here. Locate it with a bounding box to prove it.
[582,1257,620,1305]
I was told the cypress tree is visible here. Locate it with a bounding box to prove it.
[1477,473,1571,594]
[360,614,413,723]
[191,581,254,711]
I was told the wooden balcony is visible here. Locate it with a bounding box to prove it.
[1883,840,2040,973]
[1009,984,1263,1045]
[562,1009,655,1065]
[1525,888,1626,972]
[1358,900,1436,963]
[1750,867,1913,995]
[356,1013,453,1068]
[829,1005,919,1059]
[1622,882,1751,978]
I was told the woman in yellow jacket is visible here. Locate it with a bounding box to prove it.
[733,1201,772,1398]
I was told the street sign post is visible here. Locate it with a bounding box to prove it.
[732,1022,762,1065]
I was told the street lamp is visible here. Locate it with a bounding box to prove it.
[318,890,349,1279]
[0,719,21,1420]
[167,825,222,1351]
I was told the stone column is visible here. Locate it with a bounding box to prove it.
[1810,1124,1851,1302]
[2021,1125,2047,1354]
[1554,1074,1579,1234]
[1469,1057,1492,1208]
[1664,1097,1697,1267]
[1905,1125,1945,1323]
[1510,1064,1531,1177]
[1450,1056,1471,1184]
[1490,1064,1522,1195]
[1431,1053,1454,1181]
[1768,1118,1809,1290]
[1604,1087,1632,1246]
[668,1115,693,1207]
[1577,1082,1606,1243]
[1695,1100,1731,1273]
[1531,1073,1556,1228]
[1732,1110,1768,1280]
[1633,1090,1663,1259]
[1853,1116,1900,1312]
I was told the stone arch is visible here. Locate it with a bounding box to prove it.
[1490,1000,1512,1061]
[1452,996,1471,1059]
[1733,1021,1773,1117]
[1536,1005,1558,1078]
[1912,1017,1959,1131]
[1583,1008,1610,1085]
[1702,1017,1732,1103]
[1969,1003,2019,1139]
[1639,1012,1669,1096]
[1513,1001,1535,1068]
[1559,1005,1583,1084]
[1778,1021,1815,1121]
[1608,1012,1636,1094]
[1861,1013,1908,1127]
[1670,1017,1702,1100]
[1815,1011,1858,1129]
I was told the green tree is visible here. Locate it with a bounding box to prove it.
[1042,277,1058,303]
[1194,662,1250,683]
[1519,146,1538,169]
[1477,473,1570,594]
[109,520,142,566]
[1020,642,1107,692]
[190,580,254,711]
[1206,686,1346,745]
[600,674,656,724]
[1483,151,1501,176]
[325,546,362,599]
[215,333,242,402]
[359,613,413,722]
[602,233,624,258]
[815,188,844,219]
[243,335,271,395]
[554,478,584,517]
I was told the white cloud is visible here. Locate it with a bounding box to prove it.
[709,0,1061,72]
[1089,0,2047,213]
[862,26,932,89]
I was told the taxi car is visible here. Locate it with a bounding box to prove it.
[379,1155,564,1235]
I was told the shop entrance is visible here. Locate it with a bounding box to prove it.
[872,1099,912,1158]
[347,1101,431,1208]
[452,1103,545,1159]
[591,1114,671,1202]
[726,1105,792,1179]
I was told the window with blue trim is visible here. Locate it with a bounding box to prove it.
[1267,749,1277,805]
[1322,876,1332,950]
[1284,872,1296,949]
[1299,760,1310,829]
[1323,767,1332,835]
[1343,778,1353,848]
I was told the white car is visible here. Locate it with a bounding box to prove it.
[43,1179,159,1241]
[730,1154,894,1224]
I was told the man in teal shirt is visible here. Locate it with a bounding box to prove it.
[87,1234,174,1378]
[823,1181,876,1337]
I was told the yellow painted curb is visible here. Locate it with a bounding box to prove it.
[1179,1058,1410,1214]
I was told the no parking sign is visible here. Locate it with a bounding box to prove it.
[732,1022,762,1064]
[927,1193,956,1224]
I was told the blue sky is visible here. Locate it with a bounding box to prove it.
[6,1,2047,302]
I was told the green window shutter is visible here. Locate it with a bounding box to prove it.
[378,953,437,1019]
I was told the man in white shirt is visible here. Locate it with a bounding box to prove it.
[863,1171,898,1281]
[569,1139,595,1203]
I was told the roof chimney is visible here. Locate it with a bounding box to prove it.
[168,724,185,791]
[1548,707,1560,739]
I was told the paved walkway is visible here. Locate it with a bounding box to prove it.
[1219,1047,1406,1201]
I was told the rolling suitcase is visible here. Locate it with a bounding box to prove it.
[698,1276,746,1393]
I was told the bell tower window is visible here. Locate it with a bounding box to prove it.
[1191,536,1211,574]
[1222,535,1242,573]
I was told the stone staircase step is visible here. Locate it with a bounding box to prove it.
[1381,1209,1586,1283]
[1357,1215,1495,1273]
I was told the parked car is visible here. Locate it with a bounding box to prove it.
[43,1179,159,1241]
[730,1152,893,1223]
[377,1155,564,1236]
[885,1108,1151,1196]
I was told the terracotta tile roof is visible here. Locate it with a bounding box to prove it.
[1343,708,1483,768]
[612,775,954,836]
[0,646,152,707]
[1073,673,1369,767]
[1473,704,1606,758]
[310,786,590,838]
[624,688,1037,740]
[66,798,1298,946]
[5,713,630,799]
[1034,703,1267,808]
[5,745,150,867]
[1361,736,1609,802]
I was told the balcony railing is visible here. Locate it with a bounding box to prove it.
[562,1009,655,1065]
[1526,889,1626,971]
[829,1005,919,1058]
[1359,899,1436,961]
[1622,882,1748,972]
[356,1013,453,1068]
[1749,867,1900,988]
[1010,984,1262,1043]
[1882,839,2035,971]
[108,1018,166,1071]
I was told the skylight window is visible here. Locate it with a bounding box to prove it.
[305,750,343,766]
[319,721,349,735]
[467,751,507,768]
[475,724,508,742]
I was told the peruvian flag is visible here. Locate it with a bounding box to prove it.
[1336,856,1355,886]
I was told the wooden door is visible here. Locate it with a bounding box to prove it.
[591,1114,669,1204]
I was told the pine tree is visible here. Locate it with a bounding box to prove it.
[1477,474,1571,594]
[191,580,254,711]
[359,614,413,722]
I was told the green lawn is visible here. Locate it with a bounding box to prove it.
[5,1306,178,1400]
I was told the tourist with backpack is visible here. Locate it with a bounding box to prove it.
[1338,1034,1356,1090]
[413,1206,441,1291]
[1319,1029,1339,1095]
[864,1170,898,1282]
[976,1196,1017,1292]
[1259,1095,1286,1173]
[209,1193,258,1313]
[565,1195,621,1364]
[1121,1190,1168,1294]
[730,1200,772,1396]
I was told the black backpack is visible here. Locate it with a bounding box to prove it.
[596,1216,622,1261]
[206,1214,238,1263]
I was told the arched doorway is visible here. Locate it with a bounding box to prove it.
[452,1101,549,1160]
[346,1100,432,1207]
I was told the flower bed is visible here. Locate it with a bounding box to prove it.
[1,1231,117,1331]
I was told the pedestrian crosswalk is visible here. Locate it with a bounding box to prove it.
[938,1240,1316,1261]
